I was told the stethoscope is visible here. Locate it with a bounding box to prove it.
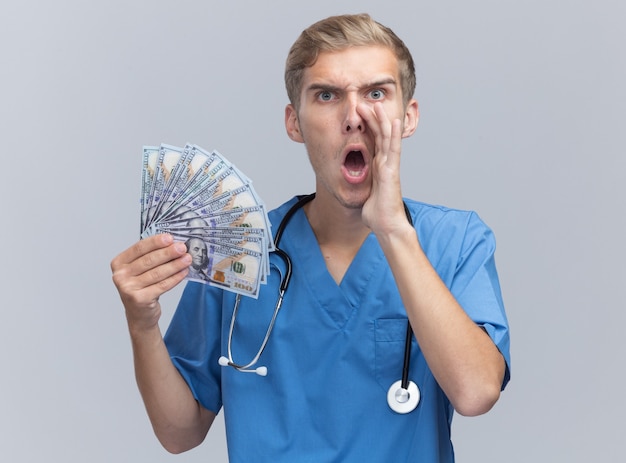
[218,193,420,414]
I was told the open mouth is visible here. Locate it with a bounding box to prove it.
[341,149,369,185]
[344,150,366,177]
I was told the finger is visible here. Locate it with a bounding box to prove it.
[372,104,404,154]
[137,254,191,294]
[130,242,191,276]
[358,103,397,160]
[114,251,191,305]
[388,118,403,167]
[357,102,389,144]
[372,103,393,141]
[111,237,190,296]
[111,234,175,271]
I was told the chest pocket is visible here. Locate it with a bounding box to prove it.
[374,318,411,391]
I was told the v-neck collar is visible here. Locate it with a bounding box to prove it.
[285,207,386,329]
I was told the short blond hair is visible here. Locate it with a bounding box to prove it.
[285,13,416,110]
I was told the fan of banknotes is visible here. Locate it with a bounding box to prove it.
[139,143,274,298]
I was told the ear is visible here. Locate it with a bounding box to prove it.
[401,98,419,138]
[285,104,305,143]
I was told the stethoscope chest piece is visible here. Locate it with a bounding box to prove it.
[387,380,420,414]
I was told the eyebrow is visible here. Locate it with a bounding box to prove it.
[305,78,398,93]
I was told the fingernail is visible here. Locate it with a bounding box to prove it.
[174,242,187,253]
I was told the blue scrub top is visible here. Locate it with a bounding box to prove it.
[165,196,511,463]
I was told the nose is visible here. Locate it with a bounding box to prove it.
[343,96,364,133]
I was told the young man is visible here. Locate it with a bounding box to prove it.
[111,13,510,462]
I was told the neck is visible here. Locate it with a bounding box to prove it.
[304,193,370,247]
[303,194,370,284]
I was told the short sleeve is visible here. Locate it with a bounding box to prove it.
[164,281,224,413]
[451,212,511,389]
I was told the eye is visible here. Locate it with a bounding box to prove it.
[317,90,334,101]
[369,89,385,100]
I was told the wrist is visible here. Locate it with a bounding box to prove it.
[125,305,163,339]
[375,221,418,249]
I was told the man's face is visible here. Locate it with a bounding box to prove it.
[187,238,208,269]
[285,45,418,209]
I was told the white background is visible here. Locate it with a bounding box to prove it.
[1,1,624,461]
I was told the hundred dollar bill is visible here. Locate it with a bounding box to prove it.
[177,149,253,209]
[140,146,160,233]
[145,222,271,280]
[149,222,269,242]
[158,160,231,222]
[210,234,269,282]
[146,147,255,226]
[192,239,265,298]
[150,146,220,223]
[160,223,266,251]
[149,143,194,223]
[144,144,184,229]
[193,165,246,205]
[200,182,260,214]
[147,220,272,251]
[140,142,273,297]
[170,177,254,222]
[202,205,271,232]
[167,145,221,206]
[142,208,271,240]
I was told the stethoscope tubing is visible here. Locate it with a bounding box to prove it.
[400,200,414,392]
[218,196,311,375]
[220,193,420,412]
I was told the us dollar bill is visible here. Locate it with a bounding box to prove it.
[140,142,274,297]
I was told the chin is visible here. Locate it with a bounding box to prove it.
[337,189,369,210]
